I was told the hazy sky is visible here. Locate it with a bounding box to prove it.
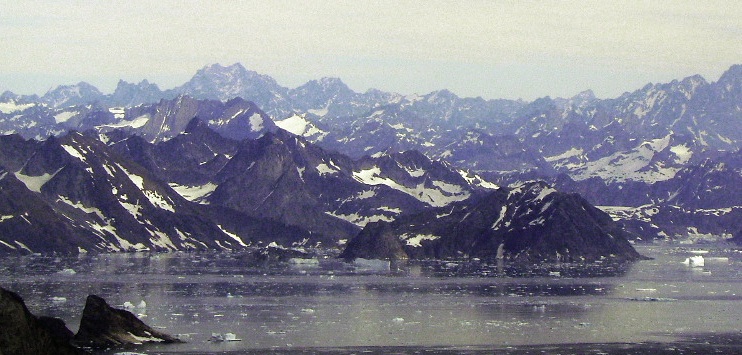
[1,1,740,100]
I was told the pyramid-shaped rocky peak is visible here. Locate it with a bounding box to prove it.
[74,294,181,348]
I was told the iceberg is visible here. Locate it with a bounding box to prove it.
[210,332,241,342]
[56,268,77,275]
[51,296,67,303]
[682,255,705,267]
[289,258,320,266]
[353,258,391,271]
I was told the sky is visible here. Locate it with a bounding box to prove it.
[1,1,740,101]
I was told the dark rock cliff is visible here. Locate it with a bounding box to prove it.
[0,287,84,355]
[73,294,181,349]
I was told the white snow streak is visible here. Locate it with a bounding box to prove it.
[217,225,248,247]
[168,182,217,204]
[353,167,470,207]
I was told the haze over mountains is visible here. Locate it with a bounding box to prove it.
[0,63,740,258]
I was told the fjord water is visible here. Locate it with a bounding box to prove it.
[2,245,742,354]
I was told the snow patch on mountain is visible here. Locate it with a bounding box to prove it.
[168,182,217,204]
[116,163,175,212]
[308,107,329,117]
[401,233,440,247]
[97,115,150,129]
[316,162,340,175]
[54,111,78,124]
[670,144,693,164]
[545,147,584,162]
[61,144,88,163]
[249,113,264,131]
[491,206,508,229]
[404,166,426,177]
[458,170,499,190]
[108,107,125,119]
[119,199,143,219]
[356,189,376,199]
[276,114,311,135]
[571,135,679,183]
[0,101,35,114]
[144,190,176,212]
[14,169,60,193]
[57,196,105,220]
[117,163,144,188]
[149,228,178,250]
[534,185,557,201]
[352,166,470,207]
[431,180,465,194]
[275,114,327,140]
[325,210,394,227]
[597,205,659,223]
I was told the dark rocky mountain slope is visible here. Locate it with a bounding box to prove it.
[0,130,307,254]
[341,181,643,262]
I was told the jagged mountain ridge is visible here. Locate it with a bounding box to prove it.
[109,120,497,243]
[0,63,740,243]
[2,64,738,180]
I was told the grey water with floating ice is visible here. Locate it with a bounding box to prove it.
[2,245,742,354]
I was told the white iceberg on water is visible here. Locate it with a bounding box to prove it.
[682,255,705,267]
[210,332,242,342]
[353,258,391,271]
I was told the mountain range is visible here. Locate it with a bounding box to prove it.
[0,63,740,257]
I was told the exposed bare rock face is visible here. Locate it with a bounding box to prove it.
[0,287,84,355]
[73,294,181,349]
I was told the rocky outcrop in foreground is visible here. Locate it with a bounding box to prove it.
[0,287,83,354]
[0,287,180,354]
[74,294,182,348]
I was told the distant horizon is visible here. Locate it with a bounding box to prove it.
[1,62,739,103]
[1,2,739,101]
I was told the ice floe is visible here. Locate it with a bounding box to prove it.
[210,332,241,342]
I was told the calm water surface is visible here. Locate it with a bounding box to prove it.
[2,245,742,354]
